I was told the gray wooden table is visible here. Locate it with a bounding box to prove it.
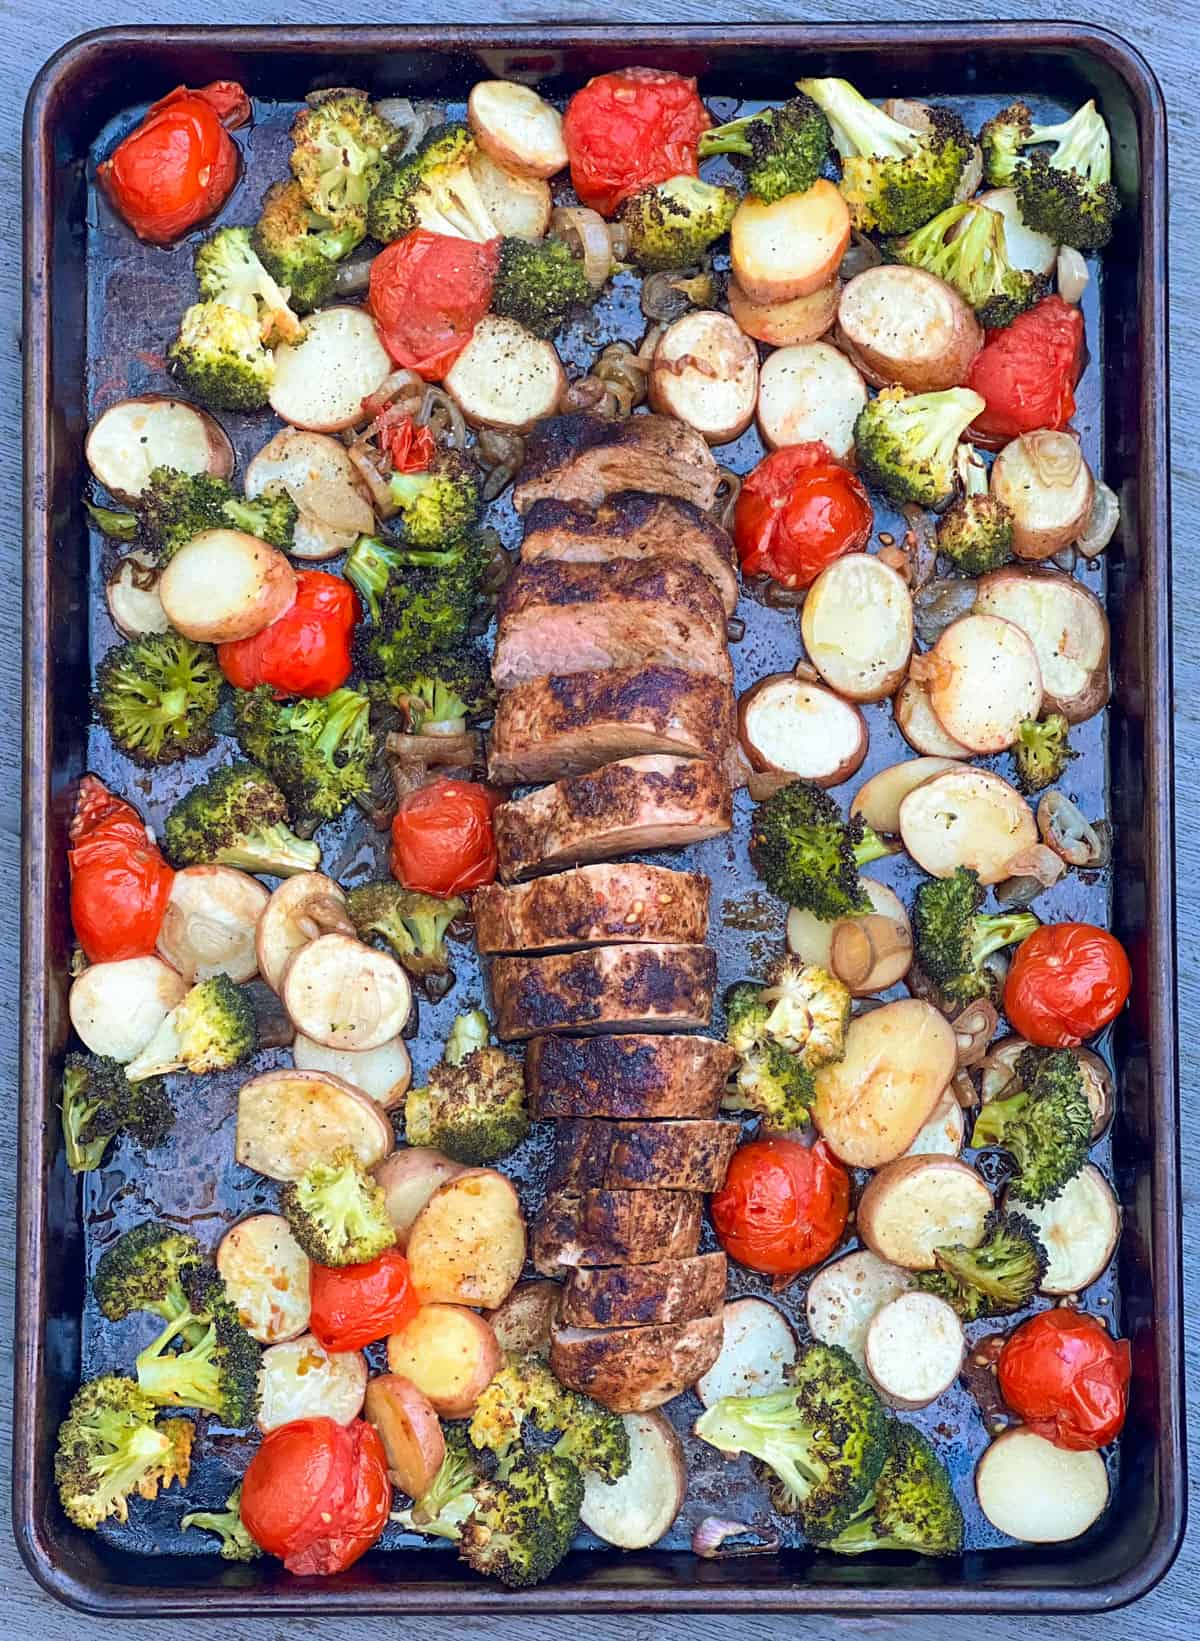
[3,3,1195,1635]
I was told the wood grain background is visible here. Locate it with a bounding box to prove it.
[4,3,1195,1635]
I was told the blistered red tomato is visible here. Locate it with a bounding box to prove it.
[966,296,1085,444]
[97,81,250,244]
[998,1309,1131,1450]
[369,231,500,380]
[734,442,873,588]
[309,1248,420,1354]
[68,775,174,963]
[240,1417,390,1576]
[1004,922,1132,1047]
[218,571,358,698]
[711,1137,849,1277]
[563,68,710,216]
[390,779,500,898]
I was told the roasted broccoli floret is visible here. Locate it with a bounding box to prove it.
[721,1037,816,1134]
[61,1053,173,1173]
[854,386,986,508]
[469,1352,631,1483]
[290,90,398,235]
[182,1483,261,1560]
[350,538,489,684]
[750,779,892,920]
[798,78,970,234]
[193,226,301,347]
[406,1012,529,1164]
[617,175,739,272]
[916,1208,1049,1321]
[368,123,496,243]
[164,762,321,877]
[758,956,851,1069]
[388,451,482,551]
[94,632,221,767]
[698,94,831,203]
[459,1450,584,1589]
[233,685,375,832]
[254,179,364,313]
[279,1145,396,1266]
[168,301,275,413]
[724,982,772,1057]
[913,867,1039,1009]
[937,444,1014,575]
[827,1424,963,1557]
[137,465,297,559]
[54,1375,193,1530]
[980,99,1118,250]
[492,237,594,337]
[347,881,464,978]
[694,1343,891,1543]
[382,652,494,733]
[124,974,257,1084]
[970,1048,1094,1205]
[93,1222,206,1340]
[393,1423,482,1540]
[891,199,1049,328]
[134,1268,260,1428]
[1013,714,1077,794]
[720,963,847,1132]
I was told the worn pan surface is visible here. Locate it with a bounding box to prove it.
[19,22,1181,1616]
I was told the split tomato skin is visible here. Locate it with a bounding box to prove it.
[711,1137,849,1277]
[390,779,501,898]
[218,571,359,698]
[1004,922,1132,1047]
[966,296,1085,444]
[68,775,174,962]
[369,231,500,381]
[309,1248,420,1354]
[734,442,873,588]
[240,1416,391,1576]
[998,1309,1131,1450]
[563,68,710,216]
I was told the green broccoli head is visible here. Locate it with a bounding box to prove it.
[492,237,594,337]
[135,1270,261,1427]
[350,538,489,684]
[917,1208,1049,1320]
[724,982,772,1056]
[828,1423,963,1556]
[254,179,364,313]
[468,1351,631,1484]
[980,99,1117,250]
[124,974,257,1084]
[759,956,851,1069]
[459,1449,584,1588]
[182,1482,262,1560]
[694,1343,891,1542]
[221,490,299,552]
[368,123,497,243]
[54,1375,194,1530]
[168,301,275,412]
[798,78,970,234]
[193,226,301,347]
[913,867,1039,1008]
[970,1048,1093,1204]
[279,1145,396,1266]
[388,451,482,550]
[93,1222,205,1334]
[381,650,494,733]
[164,761,321,877]
[698,94,831,203]
[749,779,890,919]
[406,1045,529,1165]
[94,632,222,767]
[61,1053,173,1173]
[137,466,298,559]
[290,90,398,234]
[347,882,464,978]
[854,386,986,508]
[232,685,375,832]
[618,174,739,272]
[891,199,1049,329]
[1013,714,1077,794]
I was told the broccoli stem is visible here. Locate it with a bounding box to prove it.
[1029,100,1111,182]
[971,911,1039,969]
[697,116,755,158]
[854,827,894,869]
[85,502,140,541]
[799,78,918,161]
[218,824,322,877]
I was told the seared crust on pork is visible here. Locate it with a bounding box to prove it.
[525,1034,736,1118]
[490,943,717,1039]
[560,1252,728,1329]
[532,1186,704,1273]
[547,1118,740,1193]
[513,413,721,514]
[549,1311,725,1411]
[473,862,710,954]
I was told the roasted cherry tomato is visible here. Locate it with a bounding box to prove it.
[998,1309,1131,1450]
[1004,922,1132,1047]
[369,231,500,381]
[68,775,174,963]
[97,81,250,244]
[219,571,358,698]
[309,1248,420,1353]
[390,778,500,898]
[966,296,1085,445]
[563,68,711,216]
[711,1137,849,1277]
[734,442,873,588]
[240,1417,390,1576]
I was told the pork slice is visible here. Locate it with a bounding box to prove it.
[525,1033,737,1119]
[473,862,710,954]
[513,413,721,514]
[490,943,717,1040]
[520,491,740,616]
[547,1118,741,1193]
[487,668,735,786]
[561,1252,729,1329]
[531,1186,704,1273]
[549,1310,724,1411]
[492,558,731,690]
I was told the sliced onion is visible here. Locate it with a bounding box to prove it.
[714,467,742,533]
[951,1000,999,1068]
[792,659,822,683]
[726,615,746,643]
[746,769,796,802]
[900,502,939,590]
[838,229,883,282]
[334,252,375,296]
[1021,430,1084,489]
[550,206,613,287]
[347,441,396,515]
[476,426,526,499]
[692,1517,780,1559]
[374,97,441,156]
[361,368,426,422]
[1074,480,1119,558]
[1000,842,1067,890]
[386,730,482,767]
[418,385,468,449]
[1057,245,1089,305]
[884,99,933,132]
[913,576,978,648]
[950,1069,978,1109]
[1038,792,1109,867]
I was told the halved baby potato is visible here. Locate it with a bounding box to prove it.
[374,1149,466,1248]
[801,553,913,702]
[580,1411,687,1549]
[406,1168,526,1308]
[899,767,1037,884]
[217,1213,311,1344]
[258,1332,367,1431]
[731,180,851,304]
[281,932,412,1052]
[1018,1164,1120,1296]
[649,311,759,444]
[156,865,268,985]
[755,341,867,461]
[991,431,1095,560]
[976,1428,1109,1543]
[838,265,983,392]
[386,1303,503,1416]
[158,529,296,643]
[269,306,393,433]
[739,674,867,788]
[912,613,1043,753]
[974,567,1110,723]
[468,81,567,179]
[469,147,552,239]
[293,1034,412,1109]
[236,1069,395,1180]
[787,879,913,997]
[812,998,957,1168]
[364,1374,446,1497]
[256,873,352,995]
[728,276,841,348]
[246,428,375,561]
[695,1297,798,1407]
[856,1154,993,1270]
[806,1248,911,1371]
[902,1091,966,1158]
[864,1290,964,1409]
[69,956,188,1063]
[852,757,963,836]
[444,316,565,432]
[485,1278,562,1358]
[85,395,234,502]
[893,675,973,759]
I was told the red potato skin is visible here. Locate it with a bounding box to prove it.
[738,675,868,788]
[728,278,840,347]
[385,1303,503,1416]
[837,266,983,392]
[363,1373,446,1496]
[86,395,235,501]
